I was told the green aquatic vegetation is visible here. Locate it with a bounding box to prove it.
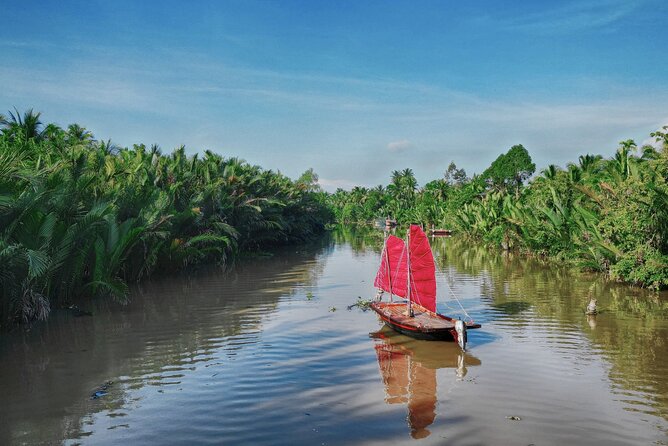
[347,297,373,311]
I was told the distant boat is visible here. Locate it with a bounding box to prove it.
[429,228,452,236]
[370,224,480,350]
[373,218,386,229]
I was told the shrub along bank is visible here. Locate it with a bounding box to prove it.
[327,133,668,290]
[0,110,332,329]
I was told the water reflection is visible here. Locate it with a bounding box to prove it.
[337,226,668,429]
[431,235,668,424]
[0,239,332,445]
[1,229,666,445]
[330,225,385,256]
[370,326,481,439]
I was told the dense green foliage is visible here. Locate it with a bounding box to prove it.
[328,134,668,290]
[0,109,331,329]
[481,144,536,196]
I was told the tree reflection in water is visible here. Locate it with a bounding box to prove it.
[370,327,481,439]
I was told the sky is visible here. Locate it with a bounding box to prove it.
[2,0,667,190]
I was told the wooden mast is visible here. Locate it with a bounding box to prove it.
[406,227,413,317]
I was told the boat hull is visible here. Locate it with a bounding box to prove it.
[370,301,480,342]
[429,229,452,236]
[382,319,456,341]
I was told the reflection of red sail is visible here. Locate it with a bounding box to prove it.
[374,333,437,439]
[408,225,436,313]
[374,235,407,297]
[375,345,408,404]
[372,327,482,439]
[408,364,437,439]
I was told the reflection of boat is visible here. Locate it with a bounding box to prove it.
[371,327,481,439]
[370,225,480,349]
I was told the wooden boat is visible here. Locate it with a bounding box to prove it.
[429,228,452,236]
[370,224,480,349]
[373,218,386,229]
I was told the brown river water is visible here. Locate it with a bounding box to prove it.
[1,229,667,445]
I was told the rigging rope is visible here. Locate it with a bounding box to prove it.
[378,233,474,324]
[444,273,473,323]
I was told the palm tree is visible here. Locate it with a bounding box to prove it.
[3,108,44,140]
[608,139,637,180]
[578,154,601,174]
[567,164,581,183]
[42,123,64,141]
[541,164,559,180]
[390,170,402,187]
[0,110,335,328]
[67,124,94,143]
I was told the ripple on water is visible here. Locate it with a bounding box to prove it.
[1,236,667,445]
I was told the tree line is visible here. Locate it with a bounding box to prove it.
[327,135,668,290]
[2,108,666,329]
[0,109,332,329]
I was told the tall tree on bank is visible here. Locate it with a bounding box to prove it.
[4,108,44,141]
[444,161,468,186]
[482,144,536,196]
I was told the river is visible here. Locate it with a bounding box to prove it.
[1,229,666,445]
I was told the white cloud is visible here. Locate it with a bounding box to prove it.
[387,139,413,153]
[640,121,668,148]
[2,40,667,189]
[0,66,158,112]
[318,177,358,192]
[494,0,647,34]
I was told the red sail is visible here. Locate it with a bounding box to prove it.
[408,225,437,313]
[374,235,408,297]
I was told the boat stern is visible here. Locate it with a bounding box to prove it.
[454,319,467,351]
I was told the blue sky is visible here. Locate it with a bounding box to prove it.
[2,0,667,190]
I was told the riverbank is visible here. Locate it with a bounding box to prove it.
[0,110,332,330]
[327,130,668,290]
